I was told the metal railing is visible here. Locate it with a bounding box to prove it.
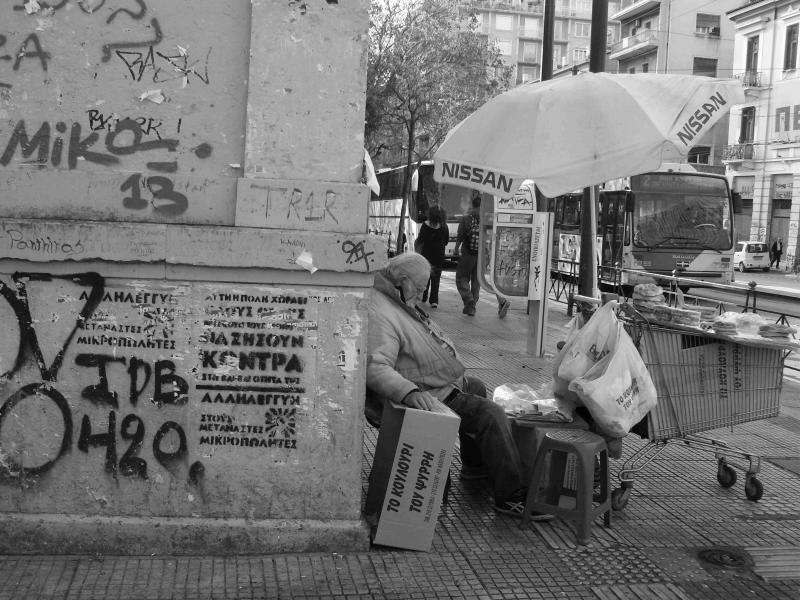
[544,264,800,376]
[608,29,660,54]
[735,71,762,87]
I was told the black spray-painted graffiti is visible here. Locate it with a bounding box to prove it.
[0,272,202,484]
[0,32,50,89]
[0,119,213,216]
[116,45,211,85]
[341,240,374,271]
[6,1,161,67]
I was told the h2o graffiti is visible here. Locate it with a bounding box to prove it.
[0,272,203,484]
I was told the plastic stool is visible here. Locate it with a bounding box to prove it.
[521,429,611,545]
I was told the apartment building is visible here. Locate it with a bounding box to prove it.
[609,0,739,166]
[725,0,800,268]
[464,0,622,83]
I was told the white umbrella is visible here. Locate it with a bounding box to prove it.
[433,72,745,297]
[433,72,745,199]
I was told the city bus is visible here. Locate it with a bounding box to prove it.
[370,161,477,260]
[548,166,736,292]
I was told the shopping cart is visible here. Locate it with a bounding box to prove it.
[612,311,791,510]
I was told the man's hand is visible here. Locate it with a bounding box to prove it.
[402,390,440,411]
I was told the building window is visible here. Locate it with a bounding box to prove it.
[495,14,513,31]
[554,19,568,39]
[495,38,513,56]
[521,16,540,38]
[688,146,710,164]
[693,57,717,77]
[573,47,588,63]
[575,22,591,37]
[746,36,759,74]
[520,65,538,83]
[642,62,649,73]
[740,106,755,143]
[785,24,798,70]
[521,40,540,63]
[696,14,721,36]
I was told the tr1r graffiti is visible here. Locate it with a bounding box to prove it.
[0,272,202,484]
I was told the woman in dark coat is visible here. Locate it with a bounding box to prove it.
[415,205,449,308]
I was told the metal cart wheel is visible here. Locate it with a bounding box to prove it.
[611,487,632,511]
[716,460,737,488]
[744,475,764,501]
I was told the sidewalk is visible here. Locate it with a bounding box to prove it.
[2,273,800,599]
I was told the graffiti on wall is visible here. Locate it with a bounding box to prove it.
[0,0,229,220]
[0,272,201,483]
[0,274,326,489]
[3,1,212,87]
[196,292,317,451]
[0,118,214,216]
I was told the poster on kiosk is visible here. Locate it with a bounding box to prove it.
[478,181,553,356]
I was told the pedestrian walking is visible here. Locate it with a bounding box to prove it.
[414,205,449,308]
[771,237,784,269]
[455,193,510,318]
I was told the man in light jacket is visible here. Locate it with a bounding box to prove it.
[366,253,550,519]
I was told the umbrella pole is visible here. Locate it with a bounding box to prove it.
[589,185,600,300]
[578,186,600,300]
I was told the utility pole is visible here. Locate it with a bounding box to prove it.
[541,0,554,82]
[578,0,609,298]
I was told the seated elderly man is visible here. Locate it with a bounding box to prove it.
[366,253,551,520]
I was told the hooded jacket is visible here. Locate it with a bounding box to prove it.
[367,271,465,402]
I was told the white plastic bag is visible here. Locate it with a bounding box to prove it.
[553,302,620,400]
[567,327,657,438]
[492,383,574,421]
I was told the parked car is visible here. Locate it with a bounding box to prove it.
[733,241,770,272]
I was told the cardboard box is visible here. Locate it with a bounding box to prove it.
[364,401,460,551]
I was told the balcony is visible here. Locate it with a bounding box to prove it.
[463,0,544,14]
[608,29,660,61]
[723,143,754,162]
[734,71,762,87]
[610,0,661,22]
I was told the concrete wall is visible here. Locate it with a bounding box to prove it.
[0,0,380,554]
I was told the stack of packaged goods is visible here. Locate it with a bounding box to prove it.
[757,323,797,341]
[670,307,701,328]
[697,306,718,323]
[632,283,665,319]
[711,316,738,336]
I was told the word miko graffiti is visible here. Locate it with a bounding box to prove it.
[0,272,202,483]
[0,119,213,216]
[196,292,317,450]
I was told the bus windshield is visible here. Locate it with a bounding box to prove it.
[418,165,472,219]
[631,173,732,251]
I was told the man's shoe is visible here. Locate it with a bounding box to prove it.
[498,299,510,319]
[430,303,438,308]
[460,465,489,480]
[494,489,554,520]
[494,500,554,521]
[466,306,476,316]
